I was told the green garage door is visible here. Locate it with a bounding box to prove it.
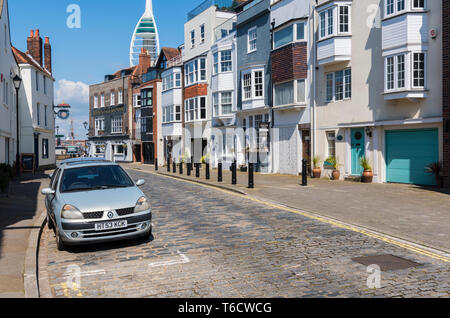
[386,129,439,186]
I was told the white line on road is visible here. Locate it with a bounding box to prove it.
[148,251,190,268]
[63,269,106,278]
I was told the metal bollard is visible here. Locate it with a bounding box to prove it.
[302,159,307,186]
[179,162,183,175]
[195,163,200,178]
[218,162,223,182]
[187,163,191,176]
[155,158,158,171]
[232,160,237,185]
[173,161,176,173]
[167,159,170,172]
[206,163,210,180]
[248,163,254,189]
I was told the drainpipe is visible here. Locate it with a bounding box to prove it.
[270,18,276,174]
[311,4,317,161]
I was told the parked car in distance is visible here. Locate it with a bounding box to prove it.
[41,160,152,251]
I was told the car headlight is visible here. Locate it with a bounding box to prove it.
[61,204,84,219]
[135,197,150,213]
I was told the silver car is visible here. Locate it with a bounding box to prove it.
[41,160,152,251]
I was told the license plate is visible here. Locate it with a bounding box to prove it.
[95,220,128,231]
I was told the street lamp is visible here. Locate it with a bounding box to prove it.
[83,121,88,130]
[12,75,22,176]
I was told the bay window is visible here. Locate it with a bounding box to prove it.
[319,4,351,39]
[220,50,232,72]
[162,72,181,91]
[385,0,408,17]
[413,52,425,88]
[384,52,425,92]
[213,92,233,117]
[274,79,306,107]
[184,96,207,122]
[273,22,306,49]
[184,57,207,86]
[162,105,181,123]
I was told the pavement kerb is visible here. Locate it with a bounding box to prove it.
[129,167,450,264]
[23,209,47,298]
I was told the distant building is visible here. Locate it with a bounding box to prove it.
[130,0,160,66]
[12,29,56,169]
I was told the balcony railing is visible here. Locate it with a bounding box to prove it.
[187,0,234,21]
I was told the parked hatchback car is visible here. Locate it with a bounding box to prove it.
[41,160,152,251]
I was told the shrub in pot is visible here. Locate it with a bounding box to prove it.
[312,156,322,178]
[326,156,341,180]
[360,157,373,183]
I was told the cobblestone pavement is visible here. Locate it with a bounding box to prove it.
[39,170,449,298]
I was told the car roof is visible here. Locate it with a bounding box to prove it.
[60,161,120,170]
[57,157,111,168]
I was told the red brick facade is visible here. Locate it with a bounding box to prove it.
[444,0,450,187]
[271,42,308,84]
[184,84,208,99]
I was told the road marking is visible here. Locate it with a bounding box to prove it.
[130,167,450,264]
[148,251,190,268]
[60,282,82,298]
[63,269,106,278]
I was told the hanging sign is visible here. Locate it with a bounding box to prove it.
[57,109,70,120]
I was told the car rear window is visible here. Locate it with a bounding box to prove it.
[60,165,134,193]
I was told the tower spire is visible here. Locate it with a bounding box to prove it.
[145,0,153,15]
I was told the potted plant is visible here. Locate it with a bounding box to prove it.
[312,156,322,178]
[360,157,373,183]
[326,156,341,180]
[425,162,443,188]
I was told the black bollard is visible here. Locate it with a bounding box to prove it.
[167,159,170,172]
[173,161,176,173]
[155,158,158,171]
[179,162,183,174]
[302,159,307,186]
[248,163,254,189]
[218,162,223,182]
[187,163,191,176]
[195,163,200,178]
[206,163,210,180]
[232,160,237,185]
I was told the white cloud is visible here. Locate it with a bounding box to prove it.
[55,79,89,105]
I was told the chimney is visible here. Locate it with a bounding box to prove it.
[44,37,52,74]
[138,48,151,74]
[26,30,34,54]
[28,29,43,66]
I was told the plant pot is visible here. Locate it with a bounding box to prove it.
[312,168,321,178]
[362,170,373,183]
[331,170,340,180]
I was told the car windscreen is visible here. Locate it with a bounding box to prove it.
[60,165,134,193]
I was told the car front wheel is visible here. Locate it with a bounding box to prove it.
[55,228,66,251]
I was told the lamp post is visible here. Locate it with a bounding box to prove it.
[13,75,22,176]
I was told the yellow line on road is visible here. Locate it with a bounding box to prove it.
[131,168,450,264]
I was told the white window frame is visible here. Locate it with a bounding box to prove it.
[94,95,98,108]
[385,0,407,17]
[220,50,232,73]
[110,91,115,106]
[242,69,265,101]
[133,94,141,108]
[412,52,426,89]
[184,96,207,122]
[101,93,105,107]
[319,5,351,40]
[273,21,307,50]
[184,57,207,86]
[190,30,195,48]
[412,0,426,10]
[118,90,123,104]
[273,79,307,107]
[248,27,257,53]
[95,117,105,134]
[213,91,233,117]
[325,68,352,102]
[200,24,205,43]
[111,116,123,134]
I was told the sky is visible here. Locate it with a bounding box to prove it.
[8,0,204,140]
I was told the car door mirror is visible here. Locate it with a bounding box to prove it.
[136,179,145,187]
[41,188,55,195]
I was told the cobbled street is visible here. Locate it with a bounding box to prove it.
[39,169,450,298]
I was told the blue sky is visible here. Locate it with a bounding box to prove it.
[8,0,203,139]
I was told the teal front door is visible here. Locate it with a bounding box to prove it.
[386,129,438,185]
[351,128,365,175]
